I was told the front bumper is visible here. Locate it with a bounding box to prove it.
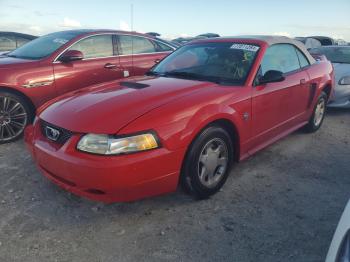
[24,123,185,203]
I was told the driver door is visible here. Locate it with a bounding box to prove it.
[250,44,303,151]
[53,34,123,96]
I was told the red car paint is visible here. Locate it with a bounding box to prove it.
[25,37,334,203]
[0,30,174,108]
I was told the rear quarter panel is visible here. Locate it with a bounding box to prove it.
[306,59,334,109]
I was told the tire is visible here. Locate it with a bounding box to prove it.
[181,125,234,199]
[0,91,33,144]
[304,91,327,133]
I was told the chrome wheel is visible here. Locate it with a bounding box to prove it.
[0,95,28,142]
[314,97,326,127]
[198,138,229,188]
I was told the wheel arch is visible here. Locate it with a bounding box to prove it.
[0,86,36,117]
[321,84,332,102]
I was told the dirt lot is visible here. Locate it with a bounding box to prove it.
[0,108,349,262]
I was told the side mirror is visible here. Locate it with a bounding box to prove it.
[259,70,285,84]
[58,50,84,63]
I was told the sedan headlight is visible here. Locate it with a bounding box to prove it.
[77,132,159,155]
[339,76,350,85]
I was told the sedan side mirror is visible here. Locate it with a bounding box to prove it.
[259,70,285,84]
[58,50,84,63]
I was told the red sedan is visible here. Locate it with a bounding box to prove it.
[0,29,175,143]
[25,36,334,203]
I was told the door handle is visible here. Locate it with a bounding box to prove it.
[104,63,118,69]
[300,78,306,84]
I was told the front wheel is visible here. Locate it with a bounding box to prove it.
[0,91,32,144]
[304,91,327,133]
[181,126,234,199]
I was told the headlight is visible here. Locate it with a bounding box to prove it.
[339,76,350,85]
[77,132,159,155]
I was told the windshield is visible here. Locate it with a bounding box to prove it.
[309,47,350,64]
[7,31,82,60]
[149,42,260,85]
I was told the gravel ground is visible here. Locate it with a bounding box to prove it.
[0,108,349,262]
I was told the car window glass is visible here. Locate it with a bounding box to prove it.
[152,42,259,85]
[295,47,310,68]
[69,35,113,59]
[119,35,156,55]
[8,31,81,60]
[0,36,16,51]
[156,41,173,52]
[261,44,301,74]
[16,37,31,48]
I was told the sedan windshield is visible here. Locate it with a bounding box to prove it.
[309,47,350,64]
[149,42,260,85]
[7,31,82,60]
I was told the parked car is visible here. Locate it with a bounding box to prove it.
[309,46,350,108]
[0,31,37,54]
[172,33,220,46]
[295,37,322,50]
[309,36,335,46]
[25,36,334,203]
[145,32,180,48]
[0,29,176,143]
[326,200,350,262]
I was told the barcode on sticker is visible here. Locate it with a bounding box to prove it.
[230,44,259,52]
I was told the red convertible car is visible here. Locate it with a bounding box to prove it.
[0,29,175,143]
[25,36,334,203]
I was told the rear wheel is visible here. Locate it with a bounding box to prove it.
[181,126,234,199]
[304,91,327,133]
[0,91,32,144]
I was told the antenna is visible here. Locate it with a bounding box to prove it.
[131,3,134,32]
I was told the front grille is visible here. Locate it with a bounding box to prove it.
[40,120,73,144]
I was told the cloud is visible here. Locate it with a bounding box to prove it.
[29,26,42,33]
[273,32,291,37]
[59,17,81,28]
[119,20,131,31]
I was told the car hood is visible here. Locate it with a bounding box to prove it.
[0,56,38,68]
[40,76,215,134]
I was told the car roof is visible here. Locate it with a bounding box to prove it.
[310,45,350,48]
[47,29,158,39]
[0,31,37,39]
[193,35,316,63]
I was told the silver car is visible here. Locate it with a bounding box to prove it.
[326,200,350,262]
[309,46,350,108]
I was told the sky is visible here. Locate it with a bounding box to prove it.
[1,0,350,41]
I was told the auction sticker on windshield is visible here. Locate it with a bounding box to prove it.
[230,43,259,52]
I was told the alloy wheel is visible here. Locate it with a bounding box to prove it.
[0,96,28,142]
[314,97,326,127]
[197,138,229,188]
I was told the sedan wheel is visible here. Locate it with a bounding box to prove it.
[198,138,229,188]
[181,125,234,199]
[0,94,29,143]
[304,91,327,133]
[314,97,326,127]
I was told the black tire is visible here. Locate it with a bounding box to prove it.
[181,125,234,199]
[0,91,33,144]
[304,91,327,133]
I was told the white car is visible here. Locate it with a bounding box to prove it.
[326,200,350,262]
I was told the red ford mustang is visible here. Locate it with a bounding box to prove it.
[25,36,334,203]
[0,29,175,143]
